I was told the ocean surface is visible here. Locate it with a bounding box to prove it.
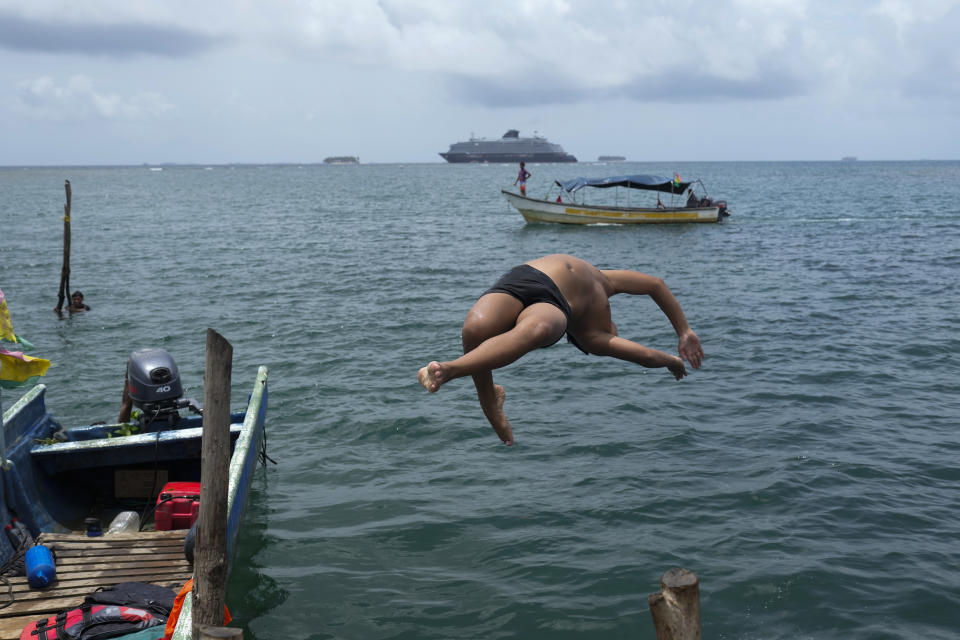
[1,160,958,639]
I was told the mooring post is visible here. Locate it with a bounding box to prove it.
[55,180,72,313]
[648,568,701,640]
[198,625,243,639]
[192,329,233,638]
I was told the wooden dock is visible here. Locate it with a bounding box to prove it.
[0,530,191,640]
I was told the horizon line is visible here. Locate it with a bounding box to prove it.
[2,158,958,169]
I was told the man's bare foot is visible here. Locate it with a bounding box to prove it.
[490,384,514,445]
[417,361,448,393]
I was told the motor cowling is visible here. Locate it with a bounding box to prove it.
[126,348,183,416]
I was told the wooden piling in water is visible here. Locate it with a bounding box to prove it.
[192,329,233,638]
[54,180,71,313]
[648,568,701,640]
[198,625,243,639]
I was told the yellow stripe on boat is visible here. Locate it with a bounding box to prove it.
[564,208,701,220]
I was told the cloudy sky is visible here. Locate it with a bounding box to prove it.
[1,0,957,165]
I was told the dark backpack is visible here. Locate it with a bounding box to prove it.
[84,582,176,617]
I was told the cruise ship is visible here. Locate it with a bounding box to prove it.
[439,130,577,163]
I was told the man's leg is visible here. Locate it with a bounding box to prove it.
[418,293,521,392]
[470,369,513,444]
[420,298,567,389]
[418,297,567,443]
[465,301,566,444]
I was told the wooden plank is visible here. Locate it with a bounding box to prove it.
[58,552,186,561]
[9,563,190,589]
[50,564,189,582]
[48,539,185,551]
[60,556,189,566]
[26,577,186,595]
[55,542,184,552]
[54,547,186,559]
[52,547,185,559]
[59,551,186,562]
[48,539,186,550]
[39,530,187,542]
[0,530,193,640]
[57,554,189,573]
[9,569,191,596]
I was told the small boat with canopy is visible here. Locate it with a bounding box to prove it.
[501,174,730,224]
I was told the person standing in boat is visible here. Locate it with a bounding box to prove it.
[514,162,531,196]
[686,189,699,208]
[417,254,703,445]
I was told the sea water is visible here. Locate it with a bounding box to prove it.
[1,161,958,639]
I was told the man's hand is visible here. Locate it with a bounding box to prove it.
[678,329,703,369]
[668,357,687,380]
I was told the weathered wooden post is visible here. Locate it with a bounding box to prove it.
[54,180,72,313]
[198,625,243,639]
[192,329,233,638]
[648,568,701,640]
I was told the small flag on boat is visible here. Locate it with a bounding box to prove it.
[0,349,51,388]
[0,289,15,343]
[673,172,682,187]
[0,289,34,348]
[0,288,51,387]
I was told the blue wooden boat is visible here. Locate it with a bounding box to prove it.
[0,354,268,640]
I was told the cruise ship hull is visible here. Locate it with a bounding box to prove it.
[440,152,577,163]
[440,129,577,163]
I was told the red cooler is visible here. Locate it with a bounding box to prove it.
[154,482,201,531]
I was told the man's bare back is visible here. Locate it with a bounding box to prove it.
[524,255,609,318]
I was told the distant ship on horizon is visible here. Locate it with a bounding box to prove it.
[841,156,858,162]
[439,130,577,163]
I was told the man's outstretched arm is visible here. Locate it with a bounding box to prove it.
[577,331,688,380]
[602,270,703,369]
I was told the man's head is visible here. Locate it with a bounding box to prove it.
[71,290,83,303]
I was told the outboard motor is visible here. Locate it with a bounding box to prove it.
[716,200,730,218]
[126,348,200,423]
[702,196,730,218]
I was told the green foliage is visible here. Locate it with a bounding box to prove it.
[109,422,140,438]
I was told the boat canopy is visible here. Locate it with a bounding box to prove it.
[555,174,692,195]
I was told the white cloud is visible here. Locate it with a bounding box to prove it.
[0,0,956,163]
[11,74,174,121]
[3,0,956,104]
